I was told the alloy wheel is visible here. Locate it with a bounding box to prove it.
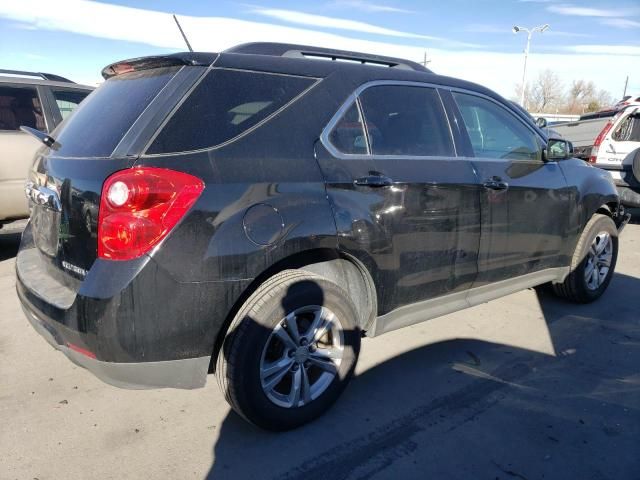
[584,231,613,290]
[259,305,344,408]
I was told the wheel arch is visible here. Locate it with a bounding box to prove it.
[209,248,377,372]
[595,201,617,218]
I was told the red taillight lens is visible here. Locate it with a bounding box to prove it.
[98,167,204,261]
[589,119,615,163]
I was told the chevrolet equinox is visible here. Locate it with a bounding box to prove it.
[17,43,630,430]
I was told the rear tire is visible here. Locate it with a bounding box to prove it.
[216,269,361,431]
[552,214,618,303]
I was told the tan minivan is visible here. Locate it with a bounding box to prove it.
[0,70,92,228]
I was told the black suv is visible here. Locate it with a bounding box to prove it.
[17,43,629,430]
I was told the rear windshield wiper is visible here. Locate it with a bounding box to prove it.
[20,126,59,150]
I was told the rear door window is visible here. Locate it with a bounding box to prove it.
[51,88,90,120]
[453,92,542,161]
[358,85,455,157]
[0,85,46,132]
[146,69,317,154]
[52,67,179,158]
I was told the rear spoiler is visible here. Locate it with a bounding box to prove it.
[101,52,217,79]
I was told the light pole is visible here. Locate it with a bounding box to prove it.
[513,24,549,108]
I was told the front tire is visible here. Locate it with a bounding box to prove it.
[216,270,361,431]
[553,214,618,303]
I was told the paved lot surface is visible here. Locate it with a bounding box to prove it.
[1,217,639,480]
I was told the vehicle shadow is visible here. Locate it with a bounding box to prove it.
[206,272,640,480]
[0,230,21,261]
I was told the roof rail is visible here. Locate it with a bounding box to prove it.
[224,43,431,73]
[0,69,74,83]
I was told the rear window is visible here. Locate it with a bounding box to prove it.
[146,69,316,154]
[52,67,179,157]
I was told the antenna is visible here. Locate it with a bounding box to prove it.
[173,14,193,52]
[420,51,431,68]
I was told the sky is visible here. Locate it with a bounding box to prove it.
[0,0,639,102]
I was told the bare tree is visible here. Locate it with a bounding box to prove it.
[513,75,614,114]
[566,80,596,113]
[529,70,564,113]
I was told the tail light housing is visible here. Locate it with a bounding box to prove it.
[98,167,204,261]
[589,117,617,163]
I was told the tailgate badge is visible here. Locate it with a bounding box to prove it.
[61,260,88,278]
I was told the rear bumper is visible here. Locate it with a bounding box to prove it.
[21,300,209,389]
[14,222,250,390]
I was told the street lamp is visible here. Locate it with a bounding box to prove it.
[513,24,550,108]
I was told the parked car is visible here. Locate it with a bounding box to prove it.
[590,105,640,207]
[613,94,640,112]
[0,70,92,228]
[16,43,630,431]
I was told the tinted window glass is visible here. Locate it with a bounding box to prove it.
[53,67,179,157]
[329,102,367,154]
[0,86,45,131]
[453,92,541,161]
[148,69,316,154]
[52,89,90,120]
[358,85,454,157]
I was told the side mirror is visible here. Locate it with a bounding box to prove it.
[546,138,571,160]
[536,117,548,128]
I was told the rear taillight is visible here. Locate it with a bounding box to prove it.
[98,167,204,261]
[589,118,616,163]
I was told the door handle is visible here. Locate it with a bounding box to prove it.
[354,173,393,188]
[483,177,509,191]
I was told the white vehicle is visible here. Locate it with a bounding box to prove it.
[613,94,640,112]
[590,106,640,208]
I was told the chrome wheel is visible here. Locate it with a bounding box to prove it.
[260,305,344,408]
[584,231,613,291]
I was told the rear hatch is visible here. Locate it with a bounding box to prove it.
[20,59,209,300]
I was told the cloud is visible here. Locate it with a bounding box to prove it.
[463,24,590,37]
[548,4,640,17]
[562,44,640,56]
[601,18,640,29]
[249,8,481,48]
[326,0,413,13]
[0,0,638,99]
[250,8,434,39]
[544,30,591,38]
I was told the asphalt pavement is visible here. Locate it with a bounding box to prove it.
[1,218,639,480]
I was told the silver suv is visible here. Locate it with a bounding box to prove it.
[0,69,92,228]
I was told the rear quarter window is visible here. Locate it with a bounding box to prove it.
[146,69,317,154]
[612,112,640,142]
